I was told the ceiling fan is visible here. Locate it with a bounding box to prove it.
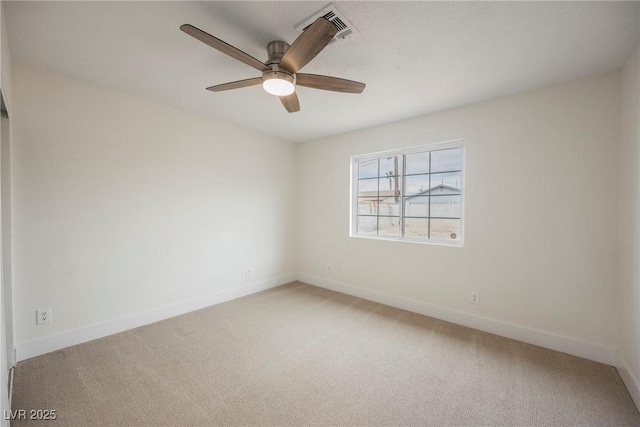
[180,17,366,113]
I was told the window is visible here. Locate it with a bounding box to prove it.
[351,140,464,245]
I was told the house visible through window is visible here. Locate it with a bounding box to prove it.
[352,141,464,245]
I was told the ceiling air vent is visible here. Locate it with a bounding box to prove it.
[295,3,358,43]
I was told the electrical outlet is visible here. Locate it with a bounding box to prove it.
[471,293,480,304]
[326,265,332,273]
[36,308,52,325]
[340,266,347,276]
[245,268,251,278]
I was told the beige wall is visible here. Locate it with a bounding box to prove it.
[11,63,297,346]
[0,1,12,424]
[618,44,640,407]
[298,72,621,358]
[0,0,10,109]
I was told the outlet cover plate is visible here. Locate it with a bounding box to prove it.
[36,308,51,325]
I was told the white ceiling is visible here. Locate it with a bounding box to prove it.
[4,1,639,143]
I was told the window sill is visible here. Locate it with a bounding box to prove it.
[350,233,464,248]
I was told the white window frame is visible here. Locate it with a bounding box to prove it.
[350,139,465,247]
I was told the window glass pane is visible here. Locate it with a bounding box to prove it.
[357,199,381,215]
[378,156,398,178]
[378,199,400,217]
[378,178,400,207]
[378,216,400,237]
[404,196,429,218]
[404,174,430,196]
[357,216,378,235]
[378,176,400,196]
[430,195,461,218]
[358,178,378,194]
[431,148,462,173]
[405,152,430,175]
[430,218,461,241]
[358,159,378,179]
[429,172,461,193]
[404,217,429,238]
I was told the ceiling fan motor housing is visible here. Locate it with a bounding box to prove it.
[263,40,295,88]
[266,40,290,65]
[262,67,295,85]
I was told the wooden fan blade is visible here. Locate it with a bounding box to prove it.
[206,78,262,92]
[180,24,269,72]
[296,74,366,94]
[280,92,300,113]
[279,18,337,74]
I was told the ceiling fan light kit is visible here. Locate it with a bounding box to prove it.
[180,17,365,113]
[262,72,295,96]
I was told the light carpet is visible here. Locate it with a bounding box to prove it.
[11,281,640,426]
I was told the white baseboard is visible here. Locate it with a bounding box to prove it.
[617,351,640,411]
[16,274,296,362]
[297,273,617,366]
